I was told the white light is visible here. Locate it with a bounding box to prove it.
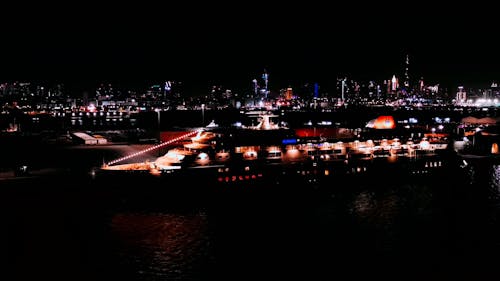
[106,130,199,166]
[420,140,430,150]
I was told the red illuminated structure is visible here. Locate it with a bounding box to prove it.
[366,116,396,129]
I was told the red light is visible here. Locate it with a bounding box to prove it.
[373,116,396,129]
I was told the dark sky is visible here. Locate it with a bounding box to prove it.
[1,4,498,94]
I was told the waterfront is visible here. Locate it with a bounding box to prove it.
[2,150,500,280]
[4,7,500,280]
[1,98,499,281]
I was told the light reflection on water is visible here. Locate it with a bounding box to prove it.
[490,165,500,200]
[352,191,377,218]
[465,161,500,201]
[106,159,500,280]
[111,212,211,280]
[352,190,401,231]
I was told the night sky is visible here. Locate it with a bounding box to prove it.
[1,4,498,94]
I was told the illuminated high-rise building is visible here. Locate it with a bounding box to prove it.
[164,81,172,93]
[314,83,319,98]
[456,86,466,104]
[285,87,293,100]
[419,77,425,92]
[391,75,398,92]
[491,82,499,98]
[341,78,346,100]
[262,69,269,98]
[252,79,258,97]
[404,54,410,88]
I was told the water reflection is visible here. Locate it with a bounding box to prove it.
[491,165,500,199]
[351,191,376,218]
[111,212,211,280]
[105,158,500,280]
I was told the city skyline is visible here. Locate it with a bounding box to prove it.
[3,6,500,281]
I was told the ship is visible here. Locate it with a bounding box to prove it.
[98,111,453,186]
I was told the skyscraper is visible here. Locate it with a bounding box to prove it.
[252,79,258,97]
[456,86,466,105]
[419,77,425,92]
[391,75,398,92]
[341,78,346,101]
[404,54,410,88]
[285,87,293,100]
[262,69,269,98]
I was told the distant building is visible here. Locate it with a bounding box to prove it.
[336,78,348,101]
[261,69,269,98]
[404,54,410,88]
[427,84,439,94]
[252,79,258,98]
[285,88,293,100]
[491,82,499,98]
[456,86,466,105]
[391,75,398,92]
[419,77,425,92]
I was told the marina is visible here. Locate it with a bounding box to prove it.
[3,11,500,279]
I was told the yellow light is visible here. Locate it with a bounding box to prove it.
[492,143,499,154]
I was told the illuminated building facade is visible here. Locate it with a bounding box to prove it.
[456,86,467,104]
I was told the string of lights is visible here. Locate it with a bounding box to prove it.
[106,129,202,166]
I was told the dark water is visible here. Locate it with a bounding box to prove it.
[3,156,500,280]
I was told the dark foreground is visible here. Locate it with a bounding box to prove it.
[2,157,500,281]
